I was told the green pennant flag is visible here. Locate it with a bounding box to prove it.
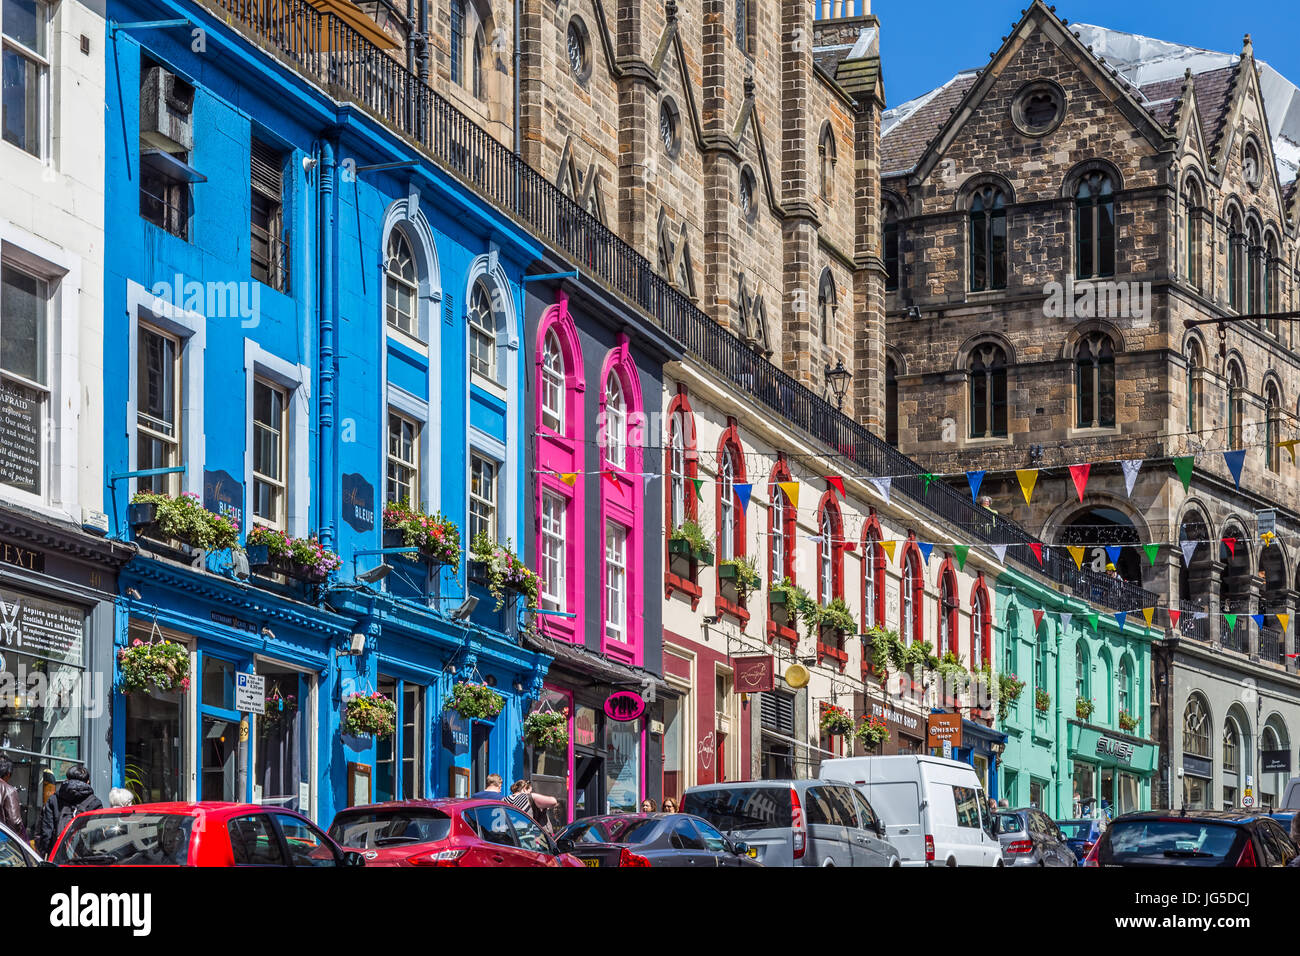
[1223,613,1238,632]
[1143,543,1160,566]
[953,545,969,571]
[1087,613,1099,632]
[691,477,705,501]
[921,473,937,495]
[1173,456,1194,492]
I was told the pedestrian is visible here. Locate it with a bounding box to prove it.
[36,765,102,858]
[662,798,679,814]
[507,779,558,832]
[641,798,657,813]
[470,773,506,801]
[108,788,135,809]
[0,757,26,840]
[998,798,1009,808]
[1290,813,1299,849]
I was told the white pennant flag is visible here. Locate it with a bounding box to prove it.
[1059,612,1072,631]
[1193,611,1208,620]
[1181,541,1198,567]
[1121,459,1142,498]
[643,472,657,489]
[991,544,1007,564]
[870,477,892,504]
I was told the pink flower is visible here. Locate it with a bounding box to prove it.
[132,638,143,647]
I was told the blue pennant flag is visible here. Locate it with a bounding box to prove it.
[918,542,934,565]
[734,483,753,512]
[1223,449,1246,489]
[1114,612,1127,630]
[967,470,986,502]
[1105,545,1123,565]
[1251,614,1266,629]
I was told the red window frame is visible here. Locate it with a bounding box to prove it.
[715,420,749,625]
[900,537,924,645]
[970,574,992,668]
[861,512,886,633]
[664,387,702,609]
[766,456,798,647]
[938,558,959,657]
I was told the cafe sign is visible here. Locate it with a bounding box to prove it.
[604,690,645,722]
[1095,735,1135,765]
[733,655,774,693]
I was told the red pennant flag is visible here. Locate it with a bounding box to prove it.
[825,475,846,499]
[1222,536,1235,557]
[1032,609,1045,631]
[1069,463,1091,502]
[1028,542,1043,565]
[1167,609,1181,628]
[603,470,621,492]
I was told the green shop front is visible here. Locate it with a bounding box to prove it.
[1066,722,1158,818]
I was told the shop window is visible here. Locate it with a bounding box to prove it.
[254,663,311,812]
[605,722,641,813]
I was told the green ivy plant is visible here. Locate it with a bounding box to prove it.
[130,491,240,552]
[935,650,972,689]
[445,681,506,720]
[669,520,711,556]
[997,673,1026,717]
[769,577,810,626]
[719,555,762,602]
[805,597,856,639]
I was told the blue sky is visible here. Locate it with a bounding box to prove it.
[878,0,1300,106]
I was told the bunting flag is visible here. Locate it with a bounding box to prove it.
[1261,531,1276,549]
[1193,611,1208,621]
[991,544,1008,564]
[1142,607,1155,626]
[1168,609,1181,628]
[1059,612,1073,631]
[1278,613,1290,632]
[1069,463,1091,502]
[1121,459,1142,497]
[870,477,892,504]
[825,475,846,499]
[1224,613,1238,632]
[1028,542,1043,566]
[953,545,969,571]
[692,477,706,501]
[1087,613,1099,632]
[967,470,986,502]
[921,473,937,495]
[1114,612,1127,630]
[1222,536,1236,558]
[1016,469,1038,505]
[1280,439,1299,464]
[881,540,898,563]
[1105,545,1123,566]
[777,481,800,509]
[1032,609,1045,631]
[734,483,753,512]
[1181,541,1198,567]
[918,542,934,565]
[1223,449,1246,489]
[1251,614,1266,630]
[1173,456,1195,492]
[604,470,622,491]
[642,472,657,490]
[559,472,578,487]
[1143,543,1160,566]
[1068,546,1086,570]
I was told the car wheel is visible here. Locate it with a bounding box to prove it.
[995,859,1004,867]
[946,857,957,867]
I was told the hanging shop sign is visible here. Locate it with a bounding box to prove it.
[926,712,963,750]
[734,655,775,693]
[442,711,469,756]
[604,690,645,722]
[341,474,376,533]
[0,587,84,666]
[204,469,244,528]
[0,378,43,496]
[1262,750,1291,773]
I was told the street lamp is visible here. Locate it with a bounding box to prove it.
[824,360,852,410]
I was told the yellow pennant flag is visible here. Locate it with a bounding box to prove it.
[1280,439,1298,464]
[881,540,898,563]
[1142,607,1155,626]
[1016,469,1038,505]
[1278,613,1290,633]
[1261,531,1275,548]
[1067,546,1085,570]
[777,481,801,510]
[559,472,578,487]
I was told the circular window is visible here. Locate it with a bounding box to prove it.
[659,98,681,156]
[567,18,590,83]
[739,165,757,222]
[1011,80,1065,137]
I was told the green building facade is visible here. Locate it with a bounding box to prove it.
[995,567,1160,819]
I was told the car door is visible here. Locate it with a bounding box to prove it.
[848,788,893,866]
[689,818,736,867]
[270,813,344,867]
[228,813,289,867]
[666,817,712,867]
[504,806,559,867]
[463,805,526,866]
[803,786,852,866]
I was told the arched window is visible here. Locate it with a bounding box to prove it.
[885,357,899,446]
[1097,651,1112,725]
[1075,331,1115,428]
[817,493,843,605]
[970,584,988,668]
[1266,382,1281,472]
[969,185,1007,291]
[468,279,499,381]
[1227,362,1243,448]
[819,124,836,202]
[1075,640,1090,703]
[1182,179,1202,290]
[1222,720,1239,773]
[768,459,795,586]
[817,269,837,347]
[938,566,958,656]
[668,414,687,529]
[1247,220,1263,317]
[1183,694,1211,757]
[603,374,626,468]
[901,544,922,644]
[1117,658,1132,722]
[863,520,885,630]
[1035,623,1048,699]
[598,345,644,666]
[969,343,1008,438]
[883,203,899,291]
[1005,606,1019,676]
[541,330,565,434]
[735,0,753,55]
[1075,170,1115,279]
[472,25,485,98]
[385,230,418,335]
[1228,209,1245,312]
[1186,339,1203,432]
[717,429,746,563]
[1265,233,1279,328]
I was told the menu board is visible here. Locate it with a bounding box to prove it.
[0,587,85,667]
[0,378,42,495]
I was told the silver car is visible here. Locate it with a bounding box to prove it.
[683,779,900,867]
[0,820,46,868]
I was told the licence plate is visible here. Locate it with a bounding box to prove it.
[583,858,600,867]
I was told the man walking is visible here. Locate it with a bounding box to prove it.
[0,757,25,840]
[36,766,102,858]
[470,773,506,801]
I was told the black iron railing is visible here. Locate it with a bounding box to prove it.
[206,0,1157,611]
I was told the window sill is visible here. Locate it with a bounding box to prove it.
[1067,425,1119,440]
[666,569,702,610]
[386,326,428,355]
[766,620,798,647]
[471,372,509,403]
[716,594,750,628]
[963,434,1012,449]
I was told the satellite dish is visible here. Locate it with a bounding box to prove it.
[783,663,810,689]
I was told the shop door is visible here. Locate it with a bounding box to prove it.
[471,722,492,793]
[254,663,311,813]
[1100,768,1115,819]
[199,653,247,802]
[573,752,604,819]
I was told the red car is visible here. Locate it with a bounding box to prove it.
[49,802,365,867]
[328,798,585,866]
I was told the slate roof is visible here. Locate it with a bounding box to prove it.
[880,72,978,176]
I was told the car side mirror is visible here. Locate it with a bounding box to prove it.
[874,820,886,838]
[342,851,367,867]
[555,837,575,855]
[732,841,751,856]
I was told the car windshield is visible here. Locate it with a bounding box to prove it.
[52,813,196,865]
[995,812,1023,833]
[1106,820,1242,861]
[1057,821,1094,840]
[683,788,792,832]
[561,817,660,845]
[328,810,453,848]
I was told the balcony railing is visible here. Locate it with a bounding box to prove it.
[205,0,1157,612]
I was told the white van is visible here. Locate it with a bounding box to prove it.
[820,754,1003,867]
[1283,777,1300,809]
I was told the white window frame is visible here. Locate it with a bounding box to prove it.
[243,340,309,537]
[719,450,735,561]
[468,279,498,383]
[604,521,628,643]
[540,490,566,612]
[603,374,626,468]
[469,448,499,546]
[669,420,685,529]
[250,380,287,530]
[387,409,422,508]
[1,0,50,160]
[864,534,878,627]
[135,323,182,496]
[902,555,916,643]
[770,487,786,583]
[541,329,565,434]
[820,509,834,604]
[384,229,419,339]
[972,591,985,664]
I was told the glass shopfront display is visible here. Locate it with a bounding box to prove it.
[253,659,312,812]
[1072,761,1096,816]
[605,722,640,813]
[529,688,571,824]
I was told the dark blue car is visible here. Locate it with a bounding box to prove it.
[1056,818,1104,862]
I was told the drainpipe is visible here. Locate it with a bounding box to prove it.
[318,139,338,552]
[405,0,415,72]
[418,0,429,85]
[512,0,520,154]
[1054,619,1065,817]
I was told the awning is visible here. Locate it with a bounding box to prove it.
[522,630,673,698]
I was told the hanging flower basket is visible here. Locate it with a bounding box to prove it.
[247,526,340,583]
[383,502,462,569]
[1118,710,1140,733]
[1075,697,1095,721]
[118,638,191,695]
[523,709,569,753]
[855,715,891,749]
[819,703,854,737]
[342,692,397,738]
[445,681,505,720]
[261,691,298,729]
[1035,688,1052,713]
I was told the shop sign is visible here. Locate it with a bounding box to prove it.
[0,377,43,496]
[1257,509,1276,537]
[0,539,44,574]
[341,474,375,533]
[1262,750,1291,773]
[235,672,266,713]
[870,702,921,733]
[204,469,243,528]
[574,706,597,747]
[734,655,774,693]
[442,711,469,755]
[1095,735,1135,765]
[927,712,962,750]
[604,690,645,722]
[0,587,84,665]
[1183,754,1213,778]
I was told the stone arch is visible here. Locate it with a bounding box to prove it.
[955,171,1016,211]
[954,330,1017,371]
[1222,702,1253,796]
[1060,157,1124,199]
[1223,349,1248,391]
[1044,495,1150,585]
[1060,318,1129,360]
[1261,713,1291,806]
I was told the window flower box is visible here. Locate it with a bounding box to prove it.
[668,521,711,577]
[470,534,539,610]
[128,491,239,553]
[817,640,849,667]
[382,503,462,569]
[718,556,760,607]
[246,526,340,583]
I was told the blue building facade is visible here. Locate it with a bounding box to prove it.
[101,0,548,824]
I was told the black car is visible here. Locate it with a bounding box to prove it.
[555,813,763,867]
[1056,818,1105,862]
[993,808,1077,866]
[1086,810,1299,867]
